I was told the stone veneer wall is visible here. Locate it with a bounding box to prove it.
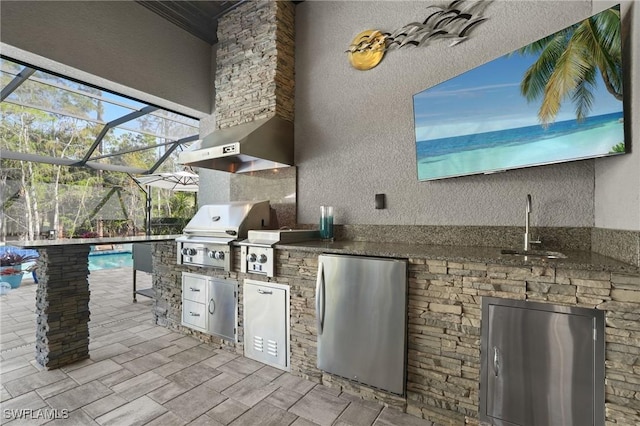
[214,0,295,128]
[152,242,640,425]
[402,260,640,425]
[35,245,91,369]
[152,241,244,353]
[210,0,298,223]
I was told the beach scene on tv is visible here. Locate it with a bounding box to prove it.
[414,5,625,181]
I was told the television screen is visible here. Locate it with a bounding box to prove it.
[413,4,626,181]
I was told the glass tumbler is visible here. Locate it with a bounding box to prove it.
[319,206,334,241]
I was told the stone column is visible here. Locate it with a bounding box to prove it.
[35,245,91,369]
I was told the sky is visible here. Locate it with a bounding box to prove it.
[413,46,623,142]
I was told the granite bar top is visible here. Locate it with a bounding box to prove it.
[8,235,182,248]
[276,240,639,274]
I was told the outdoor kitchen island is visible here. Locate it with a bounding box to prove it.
[11,235,179,370]
[151,238,640,425]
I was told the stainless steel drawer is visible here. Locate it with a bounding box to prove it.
[182,273,207,304]
[182,299,207,331]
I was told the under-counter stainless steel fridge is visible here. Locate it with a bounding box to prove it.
[316,254,407,395]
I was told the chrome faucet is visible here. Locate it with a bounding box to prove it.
[524,194,541,251]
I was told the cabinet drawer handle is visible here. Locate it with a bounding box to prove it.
[189,312,200,317]
[189,287,200,292]
[258,289,272,295]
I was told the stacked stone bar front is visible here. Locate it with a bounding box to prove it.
[35,245,91,369]
[153,241,640,426]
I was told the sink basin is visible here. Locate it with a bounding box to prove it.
[500,249,567,259]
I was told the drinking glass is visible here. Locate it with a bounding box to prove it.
[319,206,334,241]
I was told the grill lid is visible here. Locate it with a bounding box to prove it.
[181,201,270,239]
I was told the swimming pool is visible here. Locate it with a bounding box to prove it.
[89,252,133,271]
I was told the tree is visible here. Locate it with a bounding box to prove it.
[1,59,198,241]
[518,6,622,126]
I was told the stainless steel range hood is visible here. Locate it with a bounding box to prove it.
[178,116,293,173]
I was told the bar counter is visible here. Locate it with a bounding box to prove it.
[10,235,180,369]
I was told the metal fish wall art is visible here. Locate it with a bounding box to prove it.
[347,0,492,70]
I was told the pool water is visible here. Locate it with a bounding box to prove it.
[89,252,133,271]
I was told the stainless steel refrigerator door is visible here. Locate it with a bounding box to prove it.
[316,254,407,395]
[480,297,605,426]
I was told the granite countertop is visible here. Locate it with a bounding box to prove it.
[275,240,639,274]
[8,235,182,248]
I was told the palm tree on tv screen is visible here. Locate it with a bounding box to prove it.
[518,6,622,126]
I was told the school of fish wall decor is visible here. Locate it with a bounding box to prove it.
[347,0,492,70]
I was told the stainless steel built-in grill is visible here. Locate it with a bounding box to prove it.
[176,201,271,271]
[239,229,319,277]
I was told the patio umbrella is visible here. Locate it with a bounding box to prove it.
[133,171,199,235]
[134,171,199,192]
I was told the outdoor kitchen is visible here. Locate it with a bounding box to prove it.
[148,1,640,424]
[1,1,640,425]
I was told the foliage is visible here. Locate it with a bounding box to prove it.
[1,59,197,241]
[516,7,622,126]
[0,251,38,267]
[610,142,626,153]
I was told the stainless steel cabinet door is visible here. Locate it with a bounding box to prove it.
[480,297,605,426]
[316,254,407,395]
[244,280,288,369]
[208,279,237,341]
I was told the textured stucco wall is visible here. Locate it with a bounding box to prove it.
[0,0,212,117]
[594,2,640,231]
[295,1,637,229]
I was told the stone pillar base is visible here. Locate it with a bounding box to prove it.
[35,245,91,369]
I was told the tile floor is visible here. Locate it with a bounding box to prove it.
[0,268,433,425]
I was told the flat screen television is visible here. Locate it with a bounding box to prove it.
[413,4,627,181]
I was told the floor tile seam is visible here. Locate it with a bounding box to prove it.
[42,383,116,414]
[32,375,83,401]
[113,379,169,403]
[249,399,301,426]
[118,348,172,363]
[0,331,26,340]
[88,314,151,330]
[369,405,388,426]
[150,360,196,380]
[93,395,168,426]
[207,397,256,424]
[78,399,126,422]
[145,383,191,406]
[0,342,33,355]
[110,351,152,366]
[169,387,231,413]
[328,397,353,426]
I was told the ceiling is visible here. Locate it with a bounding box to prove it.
[135,1,247,45]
